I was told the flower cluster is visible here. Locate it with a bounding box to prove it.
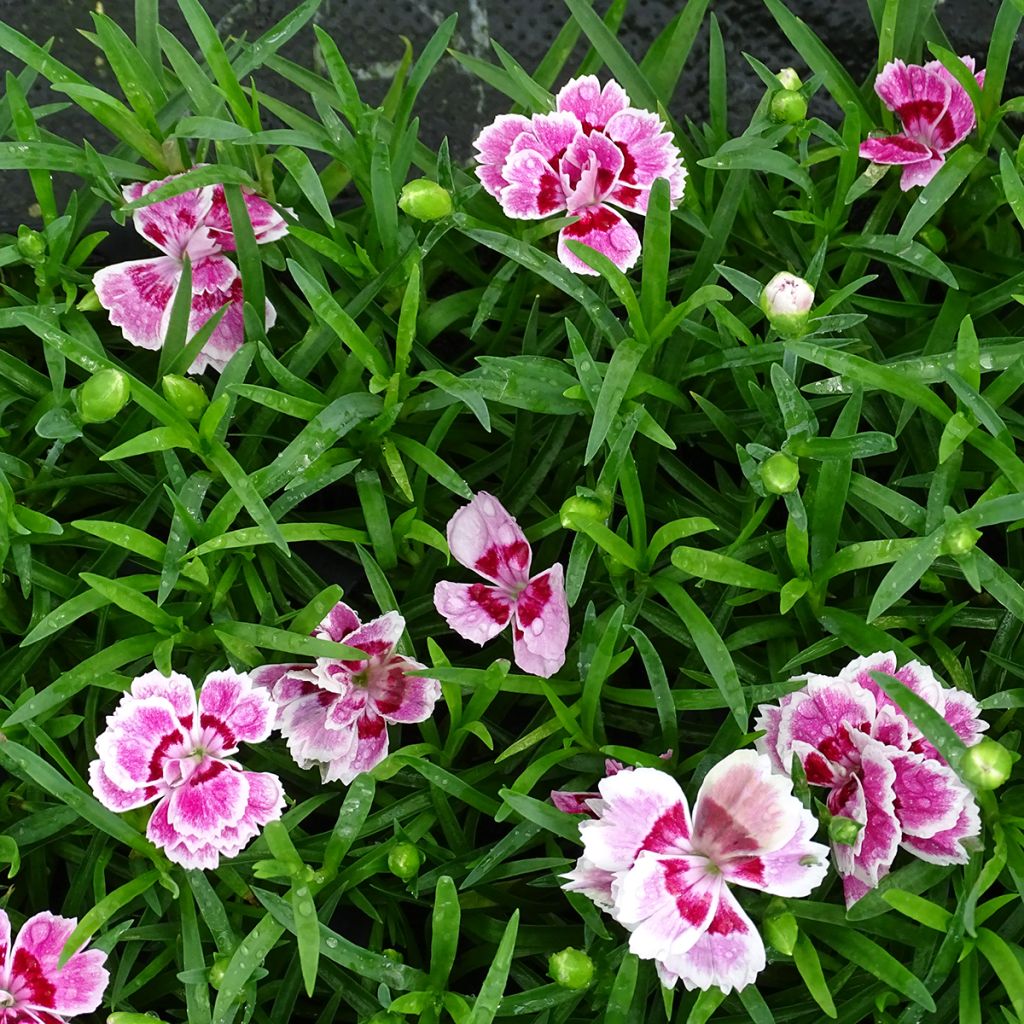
[755,651,984,905]
[94,172,288,373]
[473,75,686,273]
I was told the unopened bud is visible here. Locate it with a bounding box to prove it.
[829,815,864,846]
[548,947,594,990]
[78,368,131,423]
[776,68,803,91]
[559,494,611,529]
[760,452,800,495]
[387,842,423,881]
[760,272,814,339]
[942,522,982,557]
[208,954,231,990]
[162,374,209,421]
[398,179,453,221]
[770,90,808,125]
[961,738,1013,790]
[918,225,947,254]
[16,225,45,262]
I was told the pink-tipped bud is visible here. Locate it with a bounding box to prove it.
[760,272,814,338]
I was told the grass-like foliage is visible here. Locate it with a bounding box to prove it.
[0,0,1022,1021]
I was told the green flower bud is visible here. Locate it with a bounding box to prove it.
[208,954,231,990]
[16,225,46,263]
[77,289,102,312]
[919,570,947,595]
[762,899,798,955]
[559,494,611,529]
[760,272,814,339]
[918,225,947,254]
[776,67,803,91]
[770,90,808,125]
[162,374,210,422]
[548,947,595,990]
[961,738,1013,790]
[398,179,453,221]
[382,948,404,963]
[387,842,423,881]
[78,368,131,424]
[759,452,800,495]
[829,815,864,846]
[942,522,982,557]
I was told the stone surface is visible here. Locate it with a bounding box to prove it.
[0,0,1020,228]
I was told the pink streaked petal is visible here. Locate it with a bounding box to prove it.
[752,702,787,772]
[659,889,765,995]
[693,751,806,860]
[848,742,901,891]
[775,675,876,770]
[237,770,285,837]
[901,796,980,865]
[323,684,367,732]
[433,581,513,645]
[206,185,290,249]
[10,913,109,1015]
[339,713,390,782]
[512,564,570,679]
[941,688,987,748]
[790,740,844,788]
[88,758,161,812]
[0,909,9,974]
[96,696,187,788]
[843,875,872,906]
[888,749,966,838]
[859,134,933,165]
[198,670,275,747]
[617,852,721,961]
[499,149,566,219]
[165,760,248,838]
[370,662,440,724]
[94,256,179,352]
[899,153,945,190]
[446,492,532,587]
[874,60,951,139]
[128,670,197,720]
[191,253,238,294]
[580,766,691,872]
[557,204,641,274]
[844,652,943,709]
[871,706,911,750]
[127,177,214,259]
[147,798,222,870]
[555,75,631,132]
[560,131,625,212]
[723,816,829,897]
[314,601,362,644]
[923,58,982,147]
[473,114,533,198]
[277,686,353,770]
[604,108,685,195]
[551,789,599,815]
[339,611,405,662]
[512,111,582,163]
[185,278,267,375]
[827,775,867,880]
[561,856,616,911]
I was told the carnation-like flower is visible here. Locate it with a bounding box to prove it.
[252,602,441,785]
[859,57,984,190]
[0,909,109,1024]
[755,651,985,905]
[89,669,285,870]
[562,753,829,993]
[473,75,686,273]
[434,492,570,678]
[94,173,288,373]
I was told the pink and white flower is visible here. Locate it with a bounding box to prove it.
[860,57,984,190]
[434,492,570,678]
[93,174,288,373]
[89,669,285,870]
[473,75,686,273]
[0,909,109,1024]
[252,602,441,785]
[562,753,829,993]
[755,651,985,905]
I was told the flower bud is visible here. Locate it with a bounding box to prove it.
[918,225,947,254]
[828,815,864,846]
[776,67,803,91]
[770,90,808,125]
[208,954,231,990]
[559,494,611,529]
[942,522,981,557]
[961,738,1013,790]
[387,842,423,881]
[760,272,814,339]
[78,368,131,423]
[763,900,798,955]
[398,179,453,221]
[759,452,800,495]
[548,947,594,990]
[162,374,209,422]
[16,225,45,263]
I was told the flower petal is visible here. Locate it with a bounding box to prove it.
[658,888,766,995]
[555,75,631,132]
[560,131,625,212]
[551,789,600,815]
[205,184,290,249]
[874,60,952,141]
[557,204,641,274]
[10,913,109,1016]
[841,652,944,718]
[94,256,180,352]
[899,153,945,190]
[722,815,829,897]
[314,601,362,644]
[604,108,686,196]
[616,851,721,961]
[165,760,248,838]
[923,58,983,148]
[125,177,214,259]
[94,695,188,790]
[445,492,532,587]
[692,750,807,860]
[561,855,616,910]
[888,749,967,839]
[332,610,405,663]
[512,111,581,163]
[198,670,275,747]
[859,134,934,165]
[370,660,440,724]
[512,564,570,678]
[901,796,980,865]
[128,670,197,720]
[275,681,356,770]
[185,278,273,375]
[147,798,222,870]
[473,113,532,198]
[940,687,988,748]
[499,148,567,218]
[847,741,901,894]
[336,713,389,783]
[579,766,692,873]
[434,581,514,645]
[88,758,161,812]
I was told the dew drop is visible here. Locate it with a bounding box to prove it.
[325,937,338,949]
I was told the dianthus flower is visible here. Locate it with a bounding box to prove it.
[562,753,829,993]
[859,57,984,190]
[434,492,570,678]
[755,651,985,905]
[473,75,686,273]
[90,669,284,869]
[94,173,288,372]
[252,602,441,785]
[0,909,108,1024]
